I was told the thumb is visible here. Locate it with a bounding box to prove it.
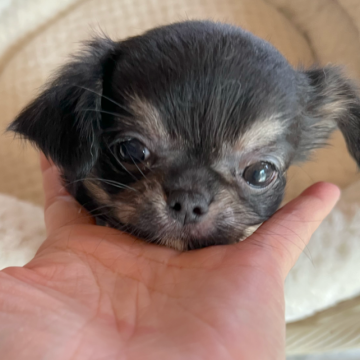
[40,153,95,236]
[246,182,340,279]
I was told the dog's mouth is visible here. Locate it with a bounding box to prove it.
[99,209,262,251]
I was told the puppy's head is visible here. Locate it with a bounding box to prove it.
[9,21,360,250]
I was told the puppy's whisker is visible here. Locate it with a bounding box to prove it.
[86,204,117,215]
[66,177,138,192]
[82,211,114,221]
[94,178,139,192]
[108,146,139,182]
[128,153,148,180]
[138,158,154,174]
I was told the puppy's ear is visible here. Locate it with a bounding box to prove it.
[299,66,360,166]
[8,37,116,176]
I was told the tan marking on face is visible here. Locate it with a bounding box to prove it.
[161,236,187,251]
[235,115,285,152]
[114,203,138,224]
[114,177,168,225]
[207,189,236,223]
[84,179,110,204]
[239,223,262,241]
[128,94,169,140]
[210,188,253,242]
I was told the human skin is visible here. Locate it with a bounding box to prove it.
[0,154,340,360]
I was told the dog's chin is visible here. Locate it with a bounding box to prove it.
[105,216,262,251]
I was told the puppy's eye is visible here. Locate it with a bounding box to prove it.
[116,139,150,163]
[243,161,277,188]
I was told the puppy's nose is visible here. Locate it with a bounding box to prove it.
[167,190,209,224]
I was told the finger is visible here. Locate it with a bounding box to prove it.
[246,182,340,279]
[40,153,95,235]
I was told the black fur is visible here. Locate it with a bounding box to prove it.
[9,37,117,177]
[299,66,360,163]
[8,21,360,250]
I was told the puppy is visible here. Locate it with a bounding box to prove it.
[8,21,360,250]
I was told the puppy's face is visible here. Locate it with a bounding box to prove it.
[10,21,360,250]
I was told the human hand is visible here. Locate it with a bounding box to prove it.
[0,155,340,360]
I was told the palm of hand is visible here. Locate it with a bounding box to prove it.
[0,157,340,360]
